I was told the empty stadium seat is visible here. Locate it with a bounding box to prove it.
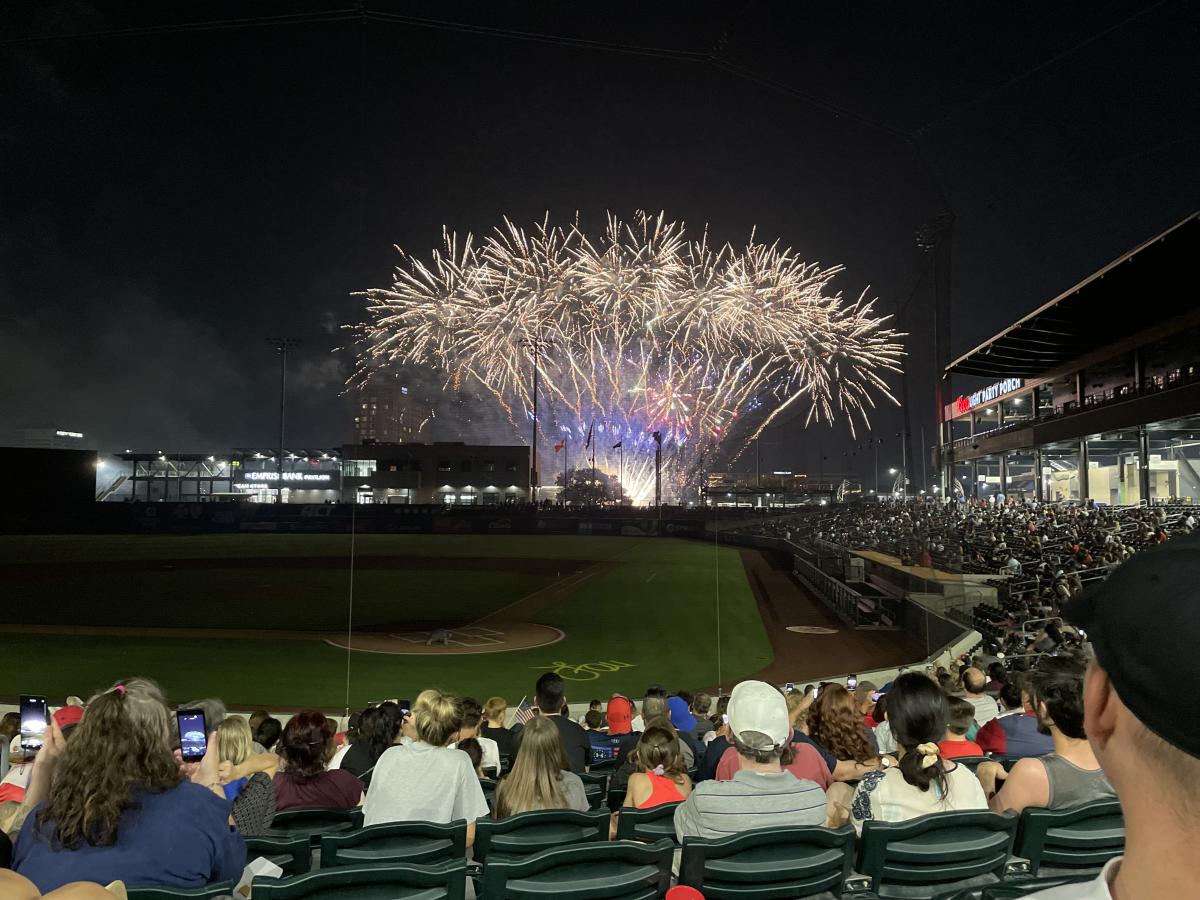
[857,810,1018,899]
[125,884,234,900]
[319,820,468,868]
[1013,800,1124,878]
[479,838,673,900]
[932,874,1095,900]
[472,809,610,864]
[245,834,312,877]
[614,801,681,843]
[606,784,627,812]
[678,824,856,898]
[252,860,467,899]
[480,777,498,811]
[269,808,363,846]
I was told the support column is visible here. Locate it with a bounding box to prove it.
[971,459,979,499]
[1079,439,1090,501]
[1075,369,1086,408]
[1000,453,1009,499]
[1138,425,1151,505]
[1034,448,1044,503]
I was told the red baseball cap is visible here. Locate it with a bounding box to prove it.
[607,694,632,735]
[53,706,84,729]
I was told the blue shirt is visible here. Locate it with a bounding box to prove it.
[999,712,1055,759]
[14,781,245,893]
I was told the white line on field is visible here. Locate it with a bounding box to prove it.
[645,572,657,583]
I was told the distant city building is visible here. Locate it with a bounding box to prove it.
[352,380,416,444]
[341,441,532,505]
[9,427,92,450]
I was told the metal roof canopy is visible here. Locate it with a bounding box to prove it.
[945,212,1199,380]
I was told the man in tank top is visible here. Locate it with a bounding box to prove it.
[977,653,1114,814]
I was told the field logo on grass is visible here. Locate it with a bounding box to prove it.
[534,660,636,681]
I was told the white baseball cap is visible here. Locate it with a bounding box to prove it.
[727,680,790,750]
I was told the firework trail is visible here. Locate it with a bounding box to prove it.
[351,212,904,503]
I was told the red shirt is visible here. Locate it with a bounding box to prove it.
[976,718,1007,755]
[273,769,363,811]
[715,743,833,789]
[938,739,984,759]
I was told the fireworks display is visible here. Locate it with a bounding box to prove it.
[352,212,904,503]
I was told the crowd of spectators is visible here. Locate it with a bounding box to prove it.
[0,531,1196,898]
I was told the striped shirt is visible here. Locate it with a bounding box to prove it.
[674,769,826,841]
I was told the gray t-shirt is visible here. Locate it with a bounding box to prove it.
[560,770,589,812]
[674,769,826,841]
[1041,755,1116,808]
[362,741,490,828]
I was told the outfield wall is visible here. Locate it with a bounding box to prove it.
[3,501,715,536]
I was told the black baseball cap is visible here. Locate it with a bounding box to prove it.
[1067,532,1200,757]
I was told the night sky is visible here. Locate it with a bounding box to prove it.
[3,1,1196,487]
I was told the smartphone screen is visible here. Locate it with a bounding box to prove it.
[398,699,412,716]
[721,713,729,725]
[19,695,48,755]
[784,682,794,693]
[846,675,858,690]
[177,709,208,763]
[811,688,819,699]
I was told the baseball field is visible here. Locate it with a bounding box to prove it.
[0,534,775,711]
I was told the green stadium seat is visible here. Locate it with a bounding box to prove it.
[1013,800,1124,878]
[479,838,673,900]
[932,873,1095,900]
[319,820,468,868]
[253,860,467,899]
[473,808,610,864]
[614,801,681,843]
[269,808,363,847]
[246,834,313,877]
[678,824,855,898]
[125,883,234,900]
[481,778,499,811]
[946,756,993,773]
[857,810,1018,899]
[577,772,608,811]
[588,759,618,774]
[499,754,512,775]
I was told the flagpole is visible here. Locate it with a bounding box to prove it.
[620,443,624,505]
[591,420,597,506]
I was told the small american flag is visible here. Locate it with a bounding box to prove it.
[513,697,536,726]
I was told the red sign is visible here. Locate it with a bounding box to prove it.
[954,395,971,415]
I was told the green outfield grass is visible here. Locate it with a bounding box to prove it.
[0,535,771,709]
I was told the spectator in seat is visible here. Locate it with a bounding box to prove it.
[960,667,1001,727]
[481,697,517,761]
[215,715,275,835]
[939,696,985,759]
[985,662,1007,695]
[457,738,486,780]
[576,699,603,728]
[494,716,588,817]
[606,694,634,737]
[328,710,361,769]
[273,711,363,811]
[978,677,1054,759]
[363,689,489,842]
[872,694,897,755]
[666,696,705,764]
[808,684,882,780]
[631,685,667,733]
[1022,533,1200,899]
[255,716,282,754]
[674,680,827,840]
[513,674,591,773]
[339,705,400,787]
[248,710,270,735]
[622,725,693,809]
[838,673,987,833]
[12,679,244,894]
[977,653,1114,814]
[691,692,714,742]
[450,697,500,776]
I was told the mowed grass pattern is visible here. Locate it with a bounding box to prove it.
[0,535,770,708]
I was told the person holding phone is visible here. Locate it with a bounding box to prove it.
[10,678,244,894]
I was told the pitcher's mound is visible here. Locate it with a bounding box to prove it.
[325,621,564,655]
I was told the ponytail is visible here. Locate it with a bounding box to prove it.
[897,740,948,795]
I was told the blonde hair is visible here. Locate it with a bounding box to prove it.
[218,715,254,765]
[484,696,508,722]
[494,716,568,818]
[785,691,807,723]
[413,689,461,747]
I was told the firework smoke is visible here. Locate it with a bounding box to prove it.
[352,212,904,503]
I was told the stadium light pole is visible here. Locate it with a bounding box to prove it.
[519,335,552,507]
[268,338,300,505]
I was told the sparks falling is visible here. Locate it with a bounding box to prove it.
[351,212,905,503]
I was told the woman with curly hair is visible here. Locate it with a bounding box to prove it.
[273,711,363,811]
[807,684,879,768]
[11,678,244,894]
